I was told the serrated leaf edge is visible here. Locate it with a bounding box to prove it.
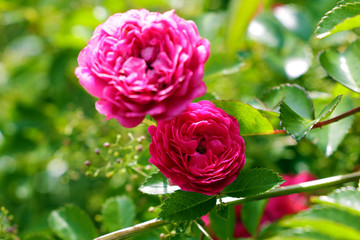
[315,2,360,39]
[223,168,285,197]
[262,83,315,118]
[158,190,216,222]
[279,101,315,141]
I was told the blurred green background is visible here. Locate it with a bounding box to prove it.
[1,0,359,239]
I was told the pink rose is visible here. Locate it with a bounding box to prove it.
[148,100,246,195]
[75,9,210,128]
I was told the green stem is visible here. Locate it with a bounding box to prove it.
[94,218,167,240]
[130,166,149,178]
[94,171,360,240]
[194,220,213,240]
[222,171,360,206]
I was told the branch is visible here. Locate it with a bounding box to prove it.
[95,218,167,240]
[270,105,360,135]
[94,171,360,240]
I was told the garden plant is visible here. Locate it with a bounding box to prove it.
[1,0,360,240]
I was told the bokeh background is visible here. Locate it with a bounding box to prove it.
[1,0,359,239]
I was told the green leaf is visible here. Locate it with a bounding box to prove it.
[274,5,313,41]
[226,0,262,54]
[261,188,360,239]
[25,234,53,240]
[247,13,284,48]
[241,199,267,236]
[212,100,274,136]
[319,40,360,93]
[215,204,230,220]
[223,168,284,198]
[263,33,312,79]
[48,205,97,240]
[102,196,135,232]
[280,95,342,140]
[279,102,315,141]
[313,187,360,215]
[209,205,236,240]
[263,229,338,240]
[262,84,314,119]
[336,0,360,7]
[307,96,354,156]
[281,207,360,239]
[315,95,343,121]
[315,2,360,39]
[139,171,180,195]
[159,190,216,222]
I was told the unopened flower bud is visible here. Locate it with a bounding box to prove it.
[137,136,146,143]
[136,145,143,152]
[94,148,100,155]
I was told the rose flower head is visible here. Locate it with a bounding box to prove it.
[148,100,246,195]
[75,9,210,128]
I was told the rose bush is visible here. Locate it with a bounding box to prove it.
[234,171,316,237]
[75,9,210,128]
[148,100,246,195]
[201,171,316,238]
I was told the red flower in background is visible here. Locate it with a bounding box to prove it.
[202,171,316,238]
[235,171,316,238]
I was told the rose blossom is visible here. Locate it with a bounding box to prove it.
[75,9,210,128]
[148,100,246,195]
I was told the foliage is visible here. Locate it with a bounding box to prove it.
[1,0,360,239]
[260,187,360,240]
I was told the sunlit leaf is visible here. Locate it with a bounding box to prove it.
[212,100,274,136]
[315,2,360,39]
[313,187,360,215]
[24,234,53,240]
[226,0,262,54]
[102,196,135,232]
[319,40,360,93]
[259,188,360,239]
[247,13,284,48]
[307,96,354,156]
[281,207,360,239]
[48,205,97,240]
[139,171,180,195]
[274,5,313,41]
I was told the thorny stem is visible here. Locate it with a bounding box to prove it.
[269,106,360,136]
[94,171,360,240]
